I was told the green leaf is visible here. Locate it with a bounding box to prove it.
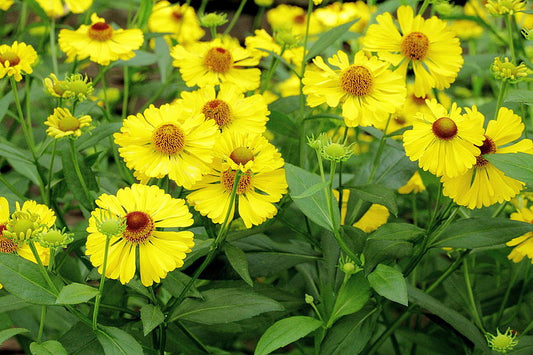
[95,326,143,355]
[368,264,408,306]
[268,96,299,114]
[60,143,98,211]
[267,111,299,137]
[25,0,51,22]
[135,0,154,28]
[363,239,413,272]
[0,142,40,185]
[56,283,99,305]
[505,89,533,105]
[254,316,323,355]
[291,181,330,199]
[0,295,30,312]
[327,272,371,327]
[59,322,103,355]
[77,123,122,151]
[170,288,284,324]
[305,20,358,61]
[140,304,165,336]
[0,328,29,345]
[30,340,67,355]
[408,284,490,353]
[484,152,533,186]
[224,243,253,286]
[348,184,398,216]
[161,270,202,299]
[114,51,157,67]
[154,36,171,82]
[368,223,424,241]
[431,218,533,248]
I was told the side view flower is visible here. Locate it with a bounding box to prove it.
[0,41,38,81]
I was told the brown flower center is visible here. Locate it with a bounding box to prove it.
[221,170,253,194]
[152,124,185,155]
[204,47,232,73]
[202,99,232,127]
[123,211,154,243]
[475,136,497,167]
[411,94,428,106]
[294,14,306,24]
[401,32,429,61]
[432,117,457,140]
[230,147,254,165]
[393,114,406,125]
[0,226,17,254]
[58,115,80,132]
[339,65,373,96]
[172,10,183,21]
[88,22,114,41]
[0,51,20,67]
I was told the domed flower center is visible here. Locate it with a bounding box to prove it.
[152,124,185,155]
[204,47,232,73]
[230,147,254,165]
[172,10,183,21]
[432,117,457,140]
[294,14,306,24]
[0,51,20,67]
[202,99,232,127]
[0,230,17,254]
[411,94,428,106]
[339,65,373,96]
[123,211,154,243]
[401,32,429,61]
[221,170,253,194]
[88,22,114,41]
[475,136,497,167]
[393,114,406,125]
[58,115,81,132]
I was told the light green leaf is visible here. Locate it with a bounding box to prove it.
[348,184,398,216]
[56,283,99,305]
[224,243,253,286]
[291,181,329,199]
[0,328,29,345]
[368,264,408,306]
[114,51,157,67]
[363,239,413,272]
[30,340,67,355]
[505,89,533,105]
[0,295,29,313]
[327,272,371,327]
[141,304,165,336]
[305,20,358,61]
[161,270,202,299]
[95,326,143,355]
[77,123,122,151]
[368,223,425,241]
[484,152,533,186]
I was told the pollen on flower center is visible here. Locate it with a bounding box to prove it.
[152,124,185,155]
[432,117,457,140]
[339,65,374,96]
[88,22,114,41]
[204,47,232,73]
[221,170,253,194]
[401,32,430,61]
[475,136,497,167]
[0,51,20,67]
[123,211,154,243]
[202,99,232,127]
[230,147,254,165]
[58,115,81,132]
[0,225,17,254]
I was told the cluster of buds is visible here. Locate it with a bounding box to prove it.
[274,29,302,49]
[308,133,354,163]
[44,73,94,102]
[485,0,526,16]
[199,12,228,28]
[491,57,529,83]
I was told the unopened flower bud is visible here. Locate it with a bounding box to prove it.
[491,57,528,83]
[305,294,314,304]
[486,0,526,16]
[38,228,73,248]
[254,0,274,7]
[486,328,519,353]
[200,13,228,28]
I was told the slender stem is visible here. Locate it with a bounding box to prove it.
[505,15,516,63]
[10,78,35,151]
[38,305,47,343]
[15,1,28,36]
[69,138,94,209]
[0,174,25,200]
[463,259,485,332]
[93,235,112,330]
[367,116,391,183]
[49,18,58,75]
[100,67,113,121]
[411,194,418,227]
[121,66,129,120]
[176,322,211,353]
[495,263,520,327]
[47,140,57,206]
[252,5,265,31]
[494,79,508,118]
[28,241,58,293]
[417,0,431,15]
[223,0,248,36]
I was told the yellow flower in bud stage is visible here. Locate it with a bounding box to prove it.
[398,171,426,194]
[148,1,204,45]
[314,1,376,34]
[200,12,228,28]
[0,0,13,11]
[45,107,92,139]
[58,13,144,66]
[35,0,93,17]
[0,41,38,81]
[485,328,519,353]
[334,189,389,232]
[486,0,526,16]
[267,4,323,36]
[506,206,533,263]
[244,29,305,67]
[44,73,69,98]
[492,57,529,82]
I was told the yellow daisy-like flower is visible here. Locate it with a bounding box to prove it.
[187,130,288,229]
[175,83,269,133]
[314,1,376,33]
[363,5,463,97]
[148,1,204,46]
[114,103,219,189]
[0,0,13,11]
[507,206,533,263]
[266,4,323,36]
[36,0,93,17]
[85,184,194,287]
[45,107,92,139]
[171,37,261,91]
[0,41,38,82]
[335,189,389,232]
[303,50,406,127]
[442,107,533,209]
[403,99,485,178]
[244,29,305,67]
[398,171,426,194]
[58,13,144,66]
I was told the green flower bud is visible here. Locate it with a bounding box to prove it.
[486,328,518,353]
[38,228,73,248]
[200,13,228,28]
[491,57,528,83]
[322,142,353,162]
[305,294,314,304]
[3,210,43,242]
[94,210,126,238]
[64,73,94,102]
[254,0,273,7]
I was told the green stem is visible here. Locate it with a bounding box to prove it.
[417,0,431,15]
[252,5,265,31]
[505,15,516,63]
[223,0,248,36]
[10,77,35,151]
[495,79,508,118]
[99,67,113,121]
[15,1,28,36]
[50,18,59,75]
[93,235,111,330]
[121,66,129,120]
[463,259,485,332]
[0,174,25,200]
[495,263,520,327]
[37,305,46,343]
[28,241,59,293]
[47,140,57,206]
[69,139,94,209]
[175,322,211,353]
[367,116,391,183]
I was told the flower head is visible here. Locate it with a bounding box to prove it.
[148,1,204,45]
[45,107,92,139]
[200,12,228,28]
[38,228,73,248]
[398,171,426,194]
[44,74,69,98]
[486,0,526,16]
[314,1,376,33]
[486,328,519,353]
[491,57,528,83]
[63,73,94,102]
[36,0,93,18]
[267,4,323,36]
[0,41,38,81]
[0,0,14,11]
[507,205,533,263]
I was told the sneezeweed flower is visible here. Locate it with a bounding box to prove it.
[255,0,273,6]
[485,328,519,353]
[187,130,288,229]
[398,171,426,194]
[245,29,304,67]
[267,4,323,36]
[506,205,533,263]
[441,107,533,208]
[403,99,485,178]
[63,73,94,102]
[0,0,13,11]
[114,103,219,189]
[44,74,69,98]
[314,1,376,34]
[175,83,269,133]
[303,50,406,127]
[45,107,92,139]
[486,0,526,15]
[491,57,529,83]
[0,41,38,81]
[171,37,261,91]
[58,13,144,66]
[334,189,389,232]
[148,1,204,45]
[36,0,93,17]
[200,12,228,28]
[363,6,464,97]
[38,228,73,248]
[85,184,195,286]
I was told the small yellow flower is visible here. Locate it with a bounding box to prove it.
[255,0,273,7]
[0,0,14,11]
[35,0,93,18]
[148,1,204,46]
[506,205,533,263]
[491,57,528,82]
[45,107,92,139]
[0,41,38,81]
[44,74,70,98]
[398,171,426,194]
[486,0,526,15]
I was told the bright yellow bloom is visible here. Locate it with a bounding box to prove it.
[303,50,406,127]
[363,6,463,97]
[442,107,533,209]
[335,189,389,232]
[114,103,219,189]
[245,29,305,67]
[486,0,526,15]
[36,0,93,17]
[58,13,144,66]
[398,171,426,194]
[0,0,13,11]
[0,41,38,82]
[148,1,204,46]
[187,130,288,228]
[314,1,376,33]
[278,74,301,97]
[507,206,533,263]
[267,4,323,36]
[45,107,92,139]
[86,184,194,286]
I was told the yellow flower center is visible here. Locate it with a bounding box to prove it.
[0,226,17,254]
[204,47,232,73]
[0,51,20,67]
[88,22,114,41]
[401,32,430,61]
[202,99,232,127]
[432,117,457,140]
[339,65,373,96]
[123,211,154,243]
[230,147,254,165]
[58,115,81,132]
[475,136,497,167]
[152,124,185,155]
[221,170,253,194]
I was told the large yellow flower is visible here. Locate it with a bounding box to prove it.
[58,13,144,66]
[363,5,463,97]
[0,41,38,81]
[36,0,93,17]
[303,50,406,127]
[187,130,288,228]
[45,107,92,139]
[442,107,533,209]
[335,189,389,232]
[314,1,376,33]
[171,37,261,91]
[403,99,485,178]
[244,29,305,67]
[266,4,323,35]
[114,103,219,189]
[507,206,533,263]
[85,184,194,287]
[148,1,204,45]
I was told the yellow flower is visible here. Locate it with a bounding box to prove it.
[44,73,69,98]
[114,103,219,189]
[314,1,376,33]
[187,130,288,229]
[491,57,529,82]
[363,5,463,97]
[0,41,38,82]
[148,1,204,46]
[0,0,13,11]
[398,171,426,194]
[403,99,485,178]
[303,50,406,127]
[171,37,261,91]
[35,0,93,17]
[278,74,301,97]
[85,184,194,286]
[58,13,144,66]
[507,206,533,263]
[442,107,533,209]
[267,4,323,36]
[334,189,389,232]
[45,107,92,139]
[244,29,305,67]
[486,0,526,15]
